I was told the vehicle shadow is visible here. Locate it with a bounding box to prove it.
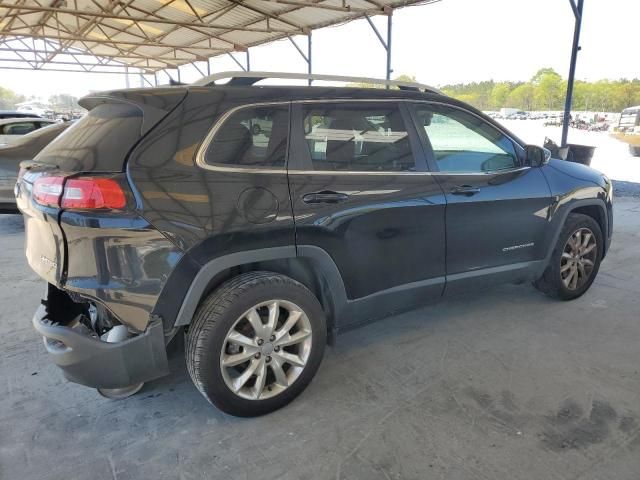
[142,281,558,415]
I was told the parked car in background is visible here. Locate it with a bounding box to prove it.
[0,110,42,120]
[0,122,71,212]
[0,117,56,146]
[16,72,613,417]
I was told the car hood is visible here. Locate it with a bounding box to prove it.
[547,158,607,188]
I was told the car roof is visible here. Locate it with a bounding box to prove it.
[182,85,448,103]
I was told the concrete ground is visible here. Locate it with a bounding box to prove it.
[1,198,639,480]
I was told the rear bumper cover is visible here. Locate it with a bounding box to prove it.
[33,302,169,389]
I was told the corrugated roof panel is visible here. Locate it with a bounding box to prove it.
[0,0,434,73]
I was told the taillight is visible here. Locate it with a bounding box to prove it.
[33,175,126,210]
[62,178,126,209]
[33,175,64,207]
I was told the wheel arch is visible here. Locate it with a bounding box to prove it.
[542,198,609,272]
[570,204,607,250]
[172,246,347,342]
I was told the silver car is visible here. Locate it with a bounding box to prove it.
[0,122,71,212]
[0,117,57,146]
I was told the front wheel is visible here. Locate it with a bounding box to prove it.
[185,272,326,416]
[534,213,603,300]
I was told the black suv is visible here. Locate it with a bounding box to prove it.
[16,72,613,416]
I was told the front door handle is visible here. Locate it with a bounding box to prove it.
[450,185,481,196]
[302,190,350,204]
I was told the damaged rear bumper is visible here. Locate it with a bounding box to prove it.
[33,292,169,389]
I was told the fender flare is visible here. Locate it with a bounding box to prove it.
[537,197,609,276]
[173,245,348,327]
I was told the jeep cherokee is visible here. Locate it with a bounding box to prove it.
[15,72,613,416]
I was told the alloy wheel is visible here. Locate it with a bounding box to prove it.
[220,300,313,400]
[560,227,597,291]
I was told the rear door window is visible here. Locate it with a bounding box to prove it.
[204,105,289,169]
[35,102,143,172]
[301,103,416,172]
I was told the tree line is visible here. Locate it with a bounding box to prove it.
[0,87,79,111]
[441,68,640,113]
[4,68,639,114]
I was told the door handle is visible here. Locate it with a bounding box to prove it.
[450,185,481,196]
[302,190,350,204]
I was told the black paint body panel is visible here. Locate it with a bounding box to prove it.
[20,85,613,336]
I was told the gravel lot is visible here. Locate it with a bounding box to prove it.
[1,195,639,479]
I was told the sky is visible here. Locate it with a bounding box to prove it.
[1,0,639,100]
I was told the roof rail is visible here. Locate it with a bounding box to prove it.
[191,71,443,95]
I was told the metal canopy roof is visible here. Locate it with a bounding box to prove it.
[0,0,434,75]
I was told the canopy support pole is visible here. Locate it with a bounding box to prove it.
[308,32,312,85]
[192,61,206,77]
[561,0,584,147]
[288,34,312,85]
[365,9,393,88]
[227,52,246,71]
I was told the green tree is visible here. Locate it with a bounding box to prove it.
[49,93,79,110]
[394,74,417,83]
[506,83,535,110]
[441,80,495,109]
[0,86,25,109]
[531,67,561,85]
[533,70,565,110]
[614,80,640,110]
[591,80,614,112]
[454,93,479,106]
[572,80,592,110]
[489,83,512,109]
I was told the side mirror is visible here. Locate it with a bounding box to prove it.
[525,145,551,167]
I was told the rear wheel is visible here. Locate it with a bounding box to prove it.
[534,213,603,300]
[185,272,326,416]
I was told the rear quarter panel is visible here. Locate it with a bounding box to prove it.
[126,89,297,326]
[126,89,296,254]
[60,210,185,332]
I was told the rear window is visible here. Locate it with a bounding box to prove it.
[204,105,289,169]
[35,103,143,172]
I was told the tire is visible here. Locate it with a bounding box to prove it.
[185,271,326,417]
[251,123,261,135]
[534,213,603,300]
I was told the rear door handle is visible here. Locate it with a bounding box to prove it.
[450,185,481,196]
[302,190,350,204]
